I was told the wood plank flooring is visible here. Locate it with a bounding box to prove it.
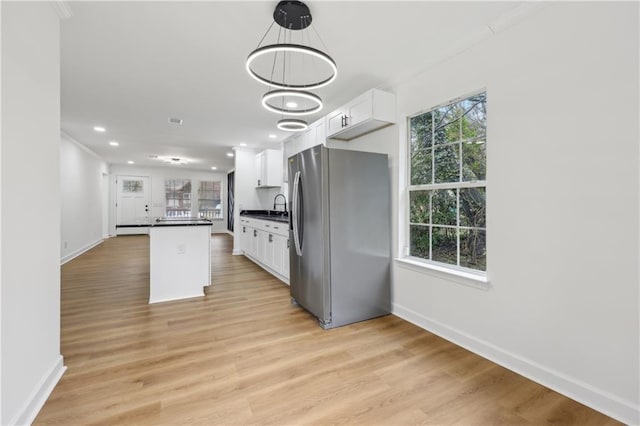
[35,234,619,425]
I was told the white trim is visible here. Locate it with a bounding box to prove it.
[232,249,244,255]
[60,131,102,161]
[9,355,66,426]
[60,238,103,265]
[149,291,204,304]
[392,304,640,425]
[395,257,489,291]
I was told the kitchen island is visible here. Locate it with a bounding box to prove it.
[149,217,212,304]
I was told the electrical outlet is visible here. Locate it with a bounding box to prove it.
[176,244,186,254]
[64,241,68,249]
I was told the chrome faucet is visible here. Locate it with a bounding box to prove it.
[273,193,287,213]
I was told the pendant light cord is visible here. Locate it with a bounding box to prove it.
[255,20,276,50]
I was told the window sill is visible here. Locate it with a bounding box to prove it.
[394,257,490,291]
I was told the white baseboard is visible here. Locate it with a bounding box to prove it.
[232,249,244,255]
[392,304,639,425]
[10,355,66,426]
[60,238,103,265]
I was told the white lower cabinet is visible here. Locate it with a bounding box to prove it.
[272,234,287,274]
[240,217,290,284]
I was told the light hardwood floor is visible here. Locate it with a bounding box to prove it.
[36,234,618,425]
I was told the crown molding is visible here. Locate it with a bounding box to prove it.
[61,131,104,161]
[50,1,73,20]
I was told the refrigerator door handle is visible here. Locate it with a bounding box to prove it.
[292,170,302,256]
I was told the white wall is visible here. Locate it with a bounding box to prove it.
[340,3,639,424]
[109,164,228,234]
[1,2,65,424]
[60,134,108,264]
[232,149,259,253]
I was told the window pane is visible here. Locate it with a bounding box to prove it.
[411,149,432,185]
[434,144,460,183]
[434,105,460,145]
[198,180,223,219]
[460,229,486,271]
[460,187,486,228]
[432,189,457,225]
[410,225,430,259]
[432,226,457,266]
[410,112,433,151]
[462,140,486,181]
[461,95,486,140]
[409,190,430,224]
[166,179,191,217]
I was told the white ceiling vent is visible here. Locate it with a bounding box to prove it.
[168,117,183,125]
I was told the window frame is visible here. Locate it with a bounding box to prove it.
[405,89,487,278]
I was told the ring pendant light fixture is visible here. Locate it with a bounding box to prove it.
[246,1,337,131]
[262,90,322,116]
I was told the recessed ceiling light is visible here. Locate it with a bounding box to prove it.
[285,101,298,108]
[239,143,247,147]
[127,160,135,164]
[109,141,119,146]
[211,166,217,170]
[227,152,234,157]
[268,133,277,139]
[168,117,183,125]
[93,126,106,132]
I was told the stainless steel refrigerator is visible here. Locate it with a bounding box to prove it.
[288,145,391,329]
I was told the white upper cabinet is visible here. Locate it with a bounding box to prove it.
[326,88,396,141]
[282,117,326,183]
[255,149,283,188]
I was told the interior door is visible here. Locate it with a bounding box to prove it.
[116,175,150,226]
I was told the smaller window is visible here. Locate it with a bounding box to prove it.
[123,179,143,193]
[165,179,192,217]
[198,180,222,219]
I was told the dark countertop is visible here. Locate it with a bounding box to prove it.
[153,217,213,226]
[240,210,289,223]
[116,217,214,227]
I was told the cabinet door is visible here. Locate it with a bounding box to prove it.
[314,118,326,146]
[249,228,259,257]
[265,233,276,269]
[257,229,268,261]
[283,138,297,183]
[272,234,286,277]
[282,237,290,280]
[240,225,248,253]
[347,93,373,127]
[326,109,346,136]
[255,152,265,187]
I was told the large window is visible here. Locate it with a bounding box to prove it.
[198,180,222,219]
[165,179,192,217]
[408,92,486,272]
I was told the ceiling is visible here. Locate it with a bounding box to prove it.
[61,1,521,172]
